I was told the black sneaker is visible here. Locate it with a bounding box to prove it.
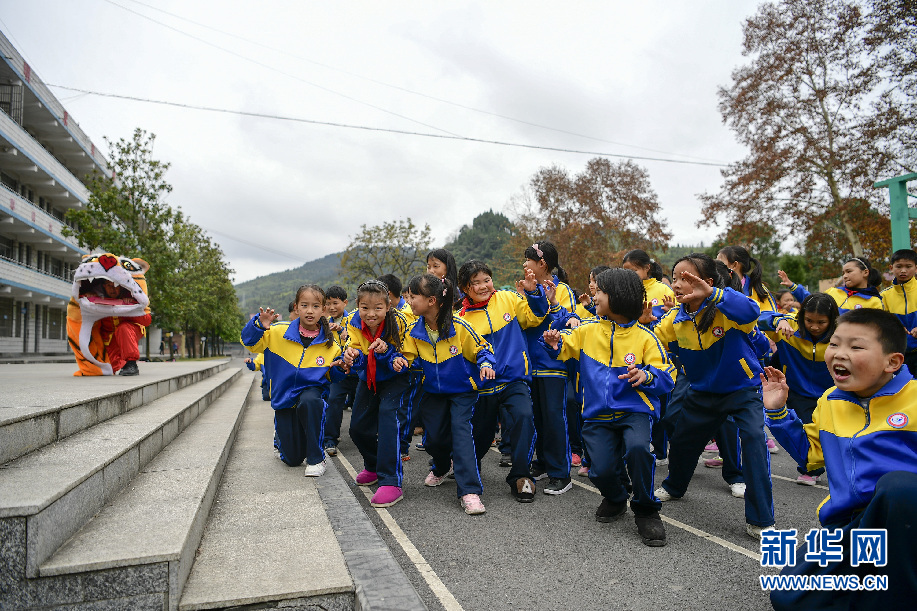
[543,477,572,495]
[119,361,139,376]
[499,453,512,467]
[324,444,338,457]
[529,464,548,481]
[595,498,627,522]
[635,512,667,547]
[511,477,536,503]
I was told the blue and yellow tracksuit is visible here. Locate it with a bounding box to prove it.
[344,309,413,488]
[524,278,578,478]
[542,317,675,513]
[766,368,917,526]
[400,316,495,497]
[770,316,833,418]
[325,311,359,449]
[644,278,675,325]
[653,287,775,527]
[740,275,779,330]
[241,317,344,467]
[245,352,271,401]
[767,368,917,611]
[882,277,917,375]
[790,283,884,315]
[458,287,549,486]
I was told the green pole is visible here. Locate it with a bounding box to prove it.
[874,173,917,254]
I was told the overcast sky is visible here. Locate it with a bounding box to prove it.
[2,0,761,283]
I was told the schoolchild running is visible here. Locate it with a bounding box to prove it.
[241,285,346,477]
[342,280,413,508]
[764,308,917,610]
[541,268,675,546]
[457,260,550,502]
[393,273,496,515]
[652,253,776,539]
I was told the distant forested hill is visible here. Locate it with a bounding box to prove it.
[234,252,350,316]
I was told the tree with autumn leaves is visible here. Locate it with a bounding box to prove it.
[507,158,672,291]
[699,0,915,279]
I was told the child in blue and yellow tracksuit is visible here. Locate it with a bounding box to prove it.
[457,260,549,502]
[241,285,344,473]
[653,254,775,537]
[784,257,884,315]
[763,308,917,609]
[323,286,358,455]
[882,248,917,376]
[395,274,496,515]
[542,268,675,546]
[244,352,270,401]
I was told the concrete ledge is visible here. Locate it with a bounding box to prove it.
[315,460,427,611]
[0,367,242,578]
[0,360,231,464]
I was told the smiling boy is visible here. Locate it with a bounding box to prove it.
[762,308,917,608]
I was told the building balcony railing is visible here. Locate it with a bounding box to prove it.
[0,109,91,204]
[0,183,85,253]
[0,255,71,302]
[0,32,111,177]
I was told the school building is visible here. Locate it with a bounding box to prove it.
[0,29,112,355]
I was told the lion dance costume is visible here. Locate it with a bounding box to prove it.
[66,253,152,376]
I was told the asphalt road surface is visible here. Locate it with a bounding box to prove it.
[328,412,827,611]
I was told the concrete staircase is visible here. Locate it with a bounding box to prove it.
[0,360,251,610]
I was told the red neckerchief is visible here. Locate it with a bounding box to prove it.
[459,294,493,317]
[361,319,386,392]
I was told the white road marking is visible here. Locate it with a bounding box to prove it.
[770,473,829,491]
[334,450,465,611]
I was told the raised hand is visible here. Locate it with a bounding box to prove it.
[520,267,538,293]
[661,294,677,312]
[776,319,794,339]
[618,364,647,387]
[676,270,714,303]
[542,329,561,350]
[391,356,409,372]
[777,270,794,287]
[328,322,343,333]
[566,317,581,329]
[368,338,388,354]
[543,280,558,305]
[343,347,361,367]
[759,366,789,411]
[480,365,496,381]
[639,301,658,325]
[258,307,276,328]
[578,292,592,305]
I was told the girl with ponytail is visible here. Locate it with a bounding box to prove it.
[623,249,674,326]
[393,274,496,515]
[521,241,578,494]
[717,245,779,327]
[778,257,884,315]
[652,253,776,538]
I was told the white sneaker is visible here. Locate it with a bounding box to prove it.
[746,523,770,540]
[655,458,669,467]
[304,460,327,477]
[654,486,676,502]
[273,447,281,460]
[730,482,746,498]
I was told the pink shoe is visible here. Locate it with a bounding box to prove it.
[796,474,818,486]
[577,465,590,477]
[424,466,453,487]
[704,456,724,468]
[370,485,403,507]
[704,441,718,452]
[355,470,378,486]
[571,453,582,467]
[460,493,486,515]
[767,438,779,454]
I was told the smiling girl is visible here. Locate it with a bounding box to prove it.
[343,280,413,508]
[779,257,884,315]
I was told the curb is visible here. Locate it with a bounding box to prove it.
[315,457,428,611]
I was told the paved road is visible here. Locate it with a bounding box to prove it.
[328,412,826,611]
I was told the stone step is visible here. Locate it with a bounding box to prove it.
[178,389,353,611]
[35,373,255,611]
[0,366,242,579]
[0,359,231,465]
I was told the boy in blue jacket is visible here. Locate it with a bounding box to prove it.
[763,308,917,608]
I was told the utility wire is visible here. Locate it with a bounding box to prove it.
[118,0,727,164]
[205,227,304,262]
[47,84,729,168]
[101,0,463,138]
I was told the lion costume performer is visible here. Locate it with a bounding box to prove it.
[66,253,152,376]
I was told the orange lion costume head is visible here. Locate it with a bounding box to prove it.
[66,253,151,376]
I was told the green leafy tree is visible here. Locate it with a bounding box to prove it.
[340,218,432,284]
[445,211,518,286]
